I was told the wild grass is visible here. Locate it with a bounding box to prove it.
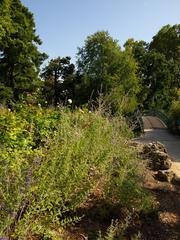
[0,105,153,239]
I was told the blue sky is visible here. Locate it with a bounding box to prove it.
[22,0,180,63]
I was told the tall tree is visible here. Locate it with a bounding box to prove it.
[0,0,12,42]
[76,31,140,113]
[150,24,180,89]
[0,0,47,103]
[124,35,179,110]
[41,57,75,106]
[150,24,180,63]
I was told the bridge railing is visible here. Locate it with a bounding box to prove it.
[127,109,144,133]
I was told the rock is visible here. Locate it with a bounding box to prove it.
[154,141,167,153]
[155,170,175,182]
[171,175,180,186]
[142,142,167,155]
[129,141,139,147]
[151,151,172,171]
[142,144,152,154]
[142,142,172,171]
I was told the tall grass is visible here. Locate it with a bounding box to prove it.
[0,106,152,239]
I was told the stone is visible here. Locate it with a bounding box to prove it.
[150,151,172,171]
[142,142,172,171]
[155,170,175,182]
[153,141,167,153]
[171,175,180,186]
[142,142,167,155]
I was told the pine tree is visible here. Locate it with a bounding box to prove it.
[0,0,47,103]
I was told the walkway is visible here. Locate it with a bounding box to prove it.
[135,116,180,176]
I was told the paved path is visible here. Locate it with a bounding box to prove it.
[135,116,180,176]
[136,116,180,162]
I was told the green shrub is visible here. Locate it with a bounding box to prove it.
[169,92,180,133]
[0,106,152,239]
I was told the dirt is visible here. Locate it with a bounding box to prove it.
[62,170,180,240]
[140,169,180,240]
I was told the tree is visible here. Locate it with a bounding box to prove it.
[0,0,12,42]
[124,36,179,110]
[41,57,75,106]
[76,31,140,113]
[150,24,180,89]
[0,0,47,103]
[150,24,180,63]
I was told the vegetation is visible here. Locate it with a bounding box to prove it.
[41,57,75,106]
[0,1,179,115]
[0,0,179,239]
[169,90,180,133]
[75,31,140,114]
[0,106,152,239]
[0,0,47,104]
[124,24,180,111]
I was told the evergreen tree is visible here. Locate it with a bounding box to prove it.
[41,57,75,106]
[0,0,47,103]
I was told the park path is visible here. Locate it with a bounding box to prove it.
[135,116,180,240]
[136,116,180,162]
[135,116,180,176]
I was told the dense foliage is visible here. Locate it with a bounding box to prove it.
[0,0,179,115]
[125,24,180,111]
[0,1,179,238]
[0,106,151,239]
[0,0,47,104]
[169,90,180,133]
[41,57,75,106]
[75,31,140,113]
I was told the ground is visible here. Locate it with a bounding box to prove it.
[141,169,180,240]
[62,169,180,240]
[134,116,180,240]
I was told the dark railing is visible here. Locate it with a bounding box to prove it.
[127,109,144,133]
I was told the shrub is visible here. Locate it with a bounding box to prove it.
[0,106,152,239]
[169,93,180,133]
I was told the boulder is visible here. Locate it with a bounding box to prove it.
[151,151,172,171]
[154,141,167,153]
[142,142,167,155]
[142,142,172,171]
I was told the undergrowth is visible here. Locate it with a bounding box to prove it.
[0,105,153,239]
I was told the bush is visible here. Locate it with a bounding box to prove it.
[0,106,152,239]
[169,95,180,133]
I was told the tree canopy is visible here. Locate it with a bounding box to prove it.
[124,24,180,110]
[76,31,140,113]
[0,1,179,115]
[41,57,75,106]
[0,0,47,103]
